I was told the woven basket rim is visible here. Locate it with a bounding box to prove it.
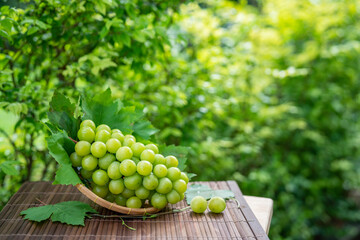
[76,183,162,215]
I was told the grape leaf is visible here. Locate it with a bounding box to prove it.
[185,184,235,205]
[20,201,97,226]
[159,145,190,171]
[46,132,81,185]
[132,120,159,140]
[47,92,79,139]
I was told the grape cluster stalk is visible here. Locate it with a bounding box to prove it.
[70,120,189,209]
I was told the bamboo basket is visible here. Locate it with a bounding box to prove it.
[76,183,162,215]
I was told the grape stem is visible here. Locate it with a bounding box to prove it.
[69,137,78,144]
[229,197,241,209]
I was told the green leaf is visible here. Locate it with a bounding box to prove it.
[132,120,159,140]
[20,201,97,226]
[0,29,10,40]
[185,184,235,205]
[0,161,21,175]
[47,91,79,139]
[159,145,190,171]
[46,132,81,185]
[27,26,38,35]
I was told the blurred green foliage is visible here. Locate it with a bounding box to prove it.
[1,0,360,239]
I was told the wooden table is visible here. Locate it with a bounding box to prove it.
[0,181,272,239]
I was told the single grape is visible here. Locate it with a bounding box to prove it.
[131,156,140,164]
[116,146,133,161]
[75,141,91,156]
[77,127,95,143]
[109,179,125,194]
[165,155,178,168]
[167,167,181,181]
[156,177,173,194]
[70,152,82,167]
[98,153,116,170]
[137,160,153,176]
[135,186,150,199]
[190,196,207,213]
[80,168,93,179]
[151,193,167,209]
[96,124,111,133]
[81,155,98,171]
[124,173,142,190]
[179,192,185,201]
[95,129,111,143]
[105,193,116,202]
[140,149,155,163]
[131,142,146,157]
[118,160,136,177]
[112,129,122,134]
[106,138,121,153]
[153,164,168,178]
[180,172,189,184]
[126,196,142,208]
[91,141,107,158]
[153,154,166,165]
[145,144,159,154]
[143,174,159,190]
[80,119,96,131]
[123,135,136,147]
[173,179,187,194]
[208,196,226,213]
[121,188,135,198]
[166,190,181,204]
[115,195,127,206]
[92,184,108,198]
[111,132,125,143]
[92,169,109,186]
[107,161,122,179]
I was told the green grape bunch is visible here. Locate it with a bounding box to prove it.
[70,120,189,209]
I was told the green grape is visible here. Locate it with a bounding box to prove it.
[96,124,111,133]
[107,161,122,179]
[173,179,187,194]
[151,193,167,209]
[140,149,155,163]
[106,138,121,153]
[180,172,189,184]
[165,155,178,168]
[111,132,125,143]
[156,177,173,194]
[105,193,116,202]
[112,129,122,134]
[91,141,107,158]
[179,192,185,201]
[121,188,135,198]
[77,127,95,143]
[109,179,125,194]
[190,196,207,213]
[208,196,226,213]
[137,160,153,176]
[70,152,82,167]
[95,129,111,143]
[116,146,133,161]
[80,119,96,131]
[135,186,150,199]
[126,196,142,208]
[145,144,159,154]
[119,159,137,176]
[115,195,127,206]
[80,168,93,179]
[124,173,142,190]
[123,135,136,147]
[143,174,159,190]
[167,167,181,181]
[98,153,115,170]
[92,184,108,198]
[131,157,140,164]
[166,190,181,204]
[153,164,167,178]
[92,169,109,186]
[153,154,166,165]
[131,142,146,157]
[81,155,98,171]
[75,141,91,156]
